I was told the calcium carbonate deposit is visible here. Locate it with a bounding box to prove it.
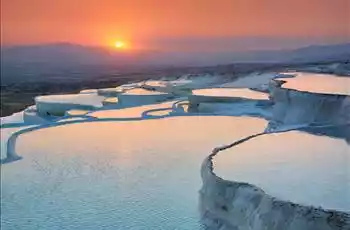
[1,71,349,230]
[213,130,350,212]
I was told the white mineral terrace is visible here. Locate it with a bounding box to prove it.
[213,130,350,212]
[35,93,106,116]
[219,72,294,90]
[270,72,350,126]
[142,80,195,96]
[117,88,173,108]
[79,89,98,94]
[1,71,349,230]
[276,72,350,96]
[144,76,221,91]
[36,93,106,106]
[192,88,269,100]
[0,111,24,124]
[1,127,32,160]
[121,88,169,95]
[144,79,205,90]
[144,80,168,88]
[97,88,123,96]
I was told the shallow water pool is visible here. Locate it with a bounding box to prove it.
[193,88,268,100]
[1,116,267,230]
[277,72,350,96]
[213,130,350,212]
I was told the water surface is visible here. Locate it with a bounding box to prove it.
[213,131,350,212]
[277,72,350,96]
[193,88,268,100]
[122,88,168,95]
[2,116,267,230]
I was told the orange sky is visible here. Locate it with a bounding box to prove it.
[1,0,349,49]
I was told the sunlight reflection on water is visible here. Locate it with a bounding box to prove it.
[214,130,350,212]
[2,116,267,230]
[278,72,350,95]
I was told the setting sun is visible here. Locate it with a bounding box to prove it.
[114,41,126,49]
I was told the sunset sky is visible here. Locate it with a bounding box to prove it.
[1,0,349,50]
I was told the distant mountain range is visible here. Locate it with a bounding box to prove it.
[1,43,134,66]
[1,42,349,83]
[2,42,350,66]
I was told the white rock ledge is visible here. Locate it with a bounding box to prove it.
[23,105,48,123]
[35,94,105,116]
[97,88,123,97]
[200,133,350,230]
[117,88,174,107]
[270,79,350,126]
[189,88,269,112]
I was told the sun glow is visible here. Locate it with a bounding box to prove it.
[114,41,126,49]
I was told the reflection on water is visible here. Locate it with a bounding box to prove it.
[277,72,350,95]
[146,109,173,116]
[213,131,350,212]
[103,97,119,104]
[66,109,90,116]
[2,116,267,230]
[193,88,268,100]
[89,101,177,118]
[122,88,168,95]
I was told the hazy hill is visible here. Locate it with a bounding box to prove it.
[1,42,349,84]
